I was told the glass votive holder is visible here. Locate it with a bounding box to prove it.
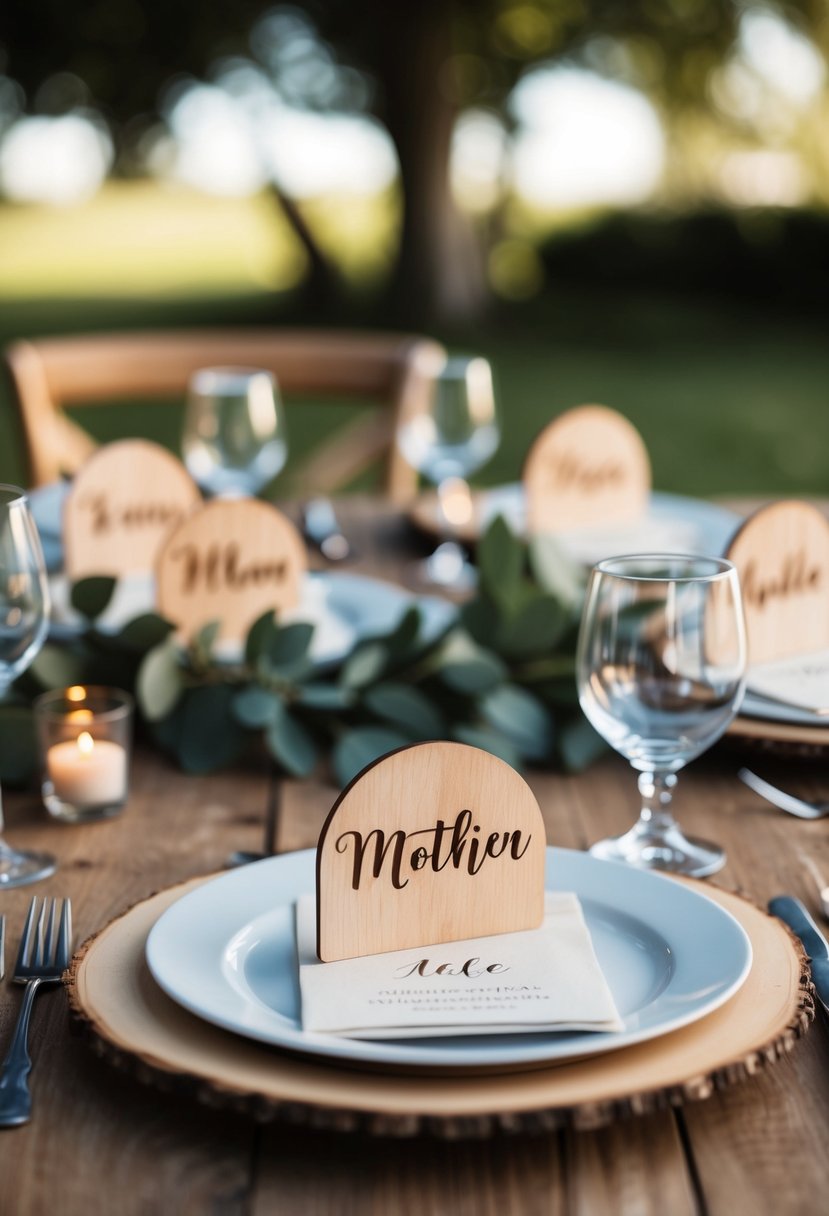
[34,686,133,823]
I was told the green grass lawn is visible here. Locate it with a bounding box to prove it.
[1,186,827,499]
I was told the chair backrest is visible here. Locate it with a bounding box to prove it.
[5,329,445,502]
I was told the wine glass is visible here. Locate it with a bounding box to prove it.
[577,554,746,877]
[397,354,499,588]
[0,485,55,887]
[182,367,288,497]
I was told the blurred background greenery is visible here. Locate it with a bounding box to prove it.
[1,0,828,495]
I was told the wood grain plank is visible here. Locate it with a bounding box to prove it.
[0,749,268,1216]
[252,1125,567,1216]
[665,757,829,1216]
[564,1118,698,1216]
[567,747,829,1216]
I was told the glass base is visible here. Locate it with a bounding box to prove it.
[0,847,57,889]
[589,821,725,878]
[45,799,124,824]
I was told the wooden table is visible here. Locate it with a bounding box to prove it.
[2,497,828,1216]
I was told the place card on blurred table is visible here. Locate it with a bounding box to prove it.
[297,891,623,1039]
[156,497,307,645]
[720,499,829,666]
[523,404,650,535]
[63,439,201,578]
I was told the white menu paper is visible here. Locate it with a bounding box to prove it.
[297,892,624,1039]
[748,648,829,713]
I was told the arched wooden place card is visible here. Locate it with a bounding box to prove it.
[316,741,546,962]
[63,439,201,578]
[523,405,650,534]
[722,500,829,664]
[156,498,306,645]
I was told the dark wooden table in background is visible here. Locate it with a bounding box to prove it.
[1,497,828,1216]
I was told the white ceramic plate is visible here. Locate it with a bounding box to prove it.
[145,847,752,1070]
[46,569,455,666]
[738,691,829,730]
[411,484,740,566]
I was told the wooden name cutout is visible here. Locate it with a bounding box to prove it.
[721,500,829,664]
[63,440,201,578]
[316,741,546,961]
[523,404,650,533]
[156,498,306,645]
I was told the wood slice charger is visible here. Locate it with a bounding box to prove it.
[66,878,812,1138]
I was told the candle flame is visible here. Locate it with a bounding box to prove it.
[77,731,94,757]
[67,685,87,703]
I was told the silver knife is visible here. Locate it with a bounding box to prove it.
[768,895,829,1016]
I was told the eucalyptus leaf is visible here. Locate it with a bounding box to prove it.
[558,715,608,772]
[295,683,355,711]
[481,684,554,761]
[245,610,278,665]
[450,724,522,771]
[165,684,248,774]
[267,622,315,668]
[459,595,500,647]
[332,726,410,787]
[70,576,117,620]
[192,620,221,660]
[528,533,583,608]
[340,642,389,690]
[0,703,37,785]
[363,681,444,739]
[495,593,569,659]
[477,515,523,607]
[384,606,422,657]
[29,644,86,690]
[441,658,506,695]
[117,613,175,652]
[233,685,281,729]
[137,640,184,721]
[266,702,318,777]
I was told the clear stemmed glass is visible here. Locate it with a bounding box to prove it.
[577,554,746,877]
[0,485,55,887]
[182,366,288,497]
[397,354,499,589]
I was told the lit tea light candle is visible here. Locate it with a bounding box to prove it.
[47,730,127,807]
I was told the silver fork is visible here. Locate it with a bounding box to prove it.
[0,897,72,1128]
[738,768,829,820]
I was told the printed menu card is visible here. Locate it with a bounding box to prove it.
[747,649,829,713]
[297,892,623,1039]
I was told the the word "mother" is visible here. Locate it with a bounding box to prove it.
[334,809,532,892]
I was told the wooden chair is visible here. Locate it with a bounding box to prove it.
[4,329,446,502]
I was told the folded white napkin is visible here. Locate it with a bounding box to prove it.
[297,891,623,1039]
[748,648,829,714]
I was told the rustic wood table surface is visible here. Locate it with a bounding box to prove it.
[1,496,828,1216]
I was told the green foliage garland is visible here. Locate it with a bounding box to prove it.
[1,518,604,788]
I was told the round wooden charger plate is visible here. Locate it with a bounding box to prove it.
[729,714,829,754]
[66,875,813,1139]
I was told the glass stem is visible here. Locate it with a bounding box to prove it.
[637,770,678,833]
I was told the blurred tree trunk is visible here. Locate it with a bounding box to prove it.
[268,183,342,316]
[375,1,489,326]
